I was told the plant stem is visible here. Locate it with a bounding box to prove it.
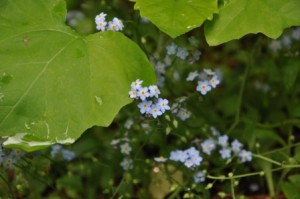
[227,63,249,134]
[230,178,236,199]
[0,172,15,199]
[252,153,282,166]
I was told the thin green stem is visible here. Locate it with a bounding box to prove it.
[262,142,300,155]
[0,172,15,199]
[230,178,236,199]
[243,118,300,129]
[110,175,125,199]
[252,153,282,166]
[227,63,250,134]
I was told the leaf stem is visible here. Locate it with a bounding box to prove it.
[252,153,282,166]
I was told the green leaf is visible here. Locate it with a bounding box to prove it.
[281,182,300,199]
[0,0,155,151]
[205,0,300,46]
[281,58,300,90]
[133,0,218,38]
[289,175,300,185]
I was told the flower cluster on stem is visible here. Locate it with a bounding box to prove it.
[95,12,124,32]
[129,79,170,118]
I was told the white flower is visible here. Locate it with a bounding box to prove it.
[120,158,133,170]
[131,79,143,90]
[96,20,107,31]
[154,156,167,163]
[209,75,220,88]
[129,90,137,99]
[203,69,215,76]
[186,71,199,81]
[120,143,132,155]
[95,12,107,23]
[196,81,211,95]
[176,108,191,121]
[112,17,124,31]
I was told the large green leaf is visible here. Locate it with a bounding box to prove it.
[0,0,155,151]
[205,0,300,46]
[132,0,218,38]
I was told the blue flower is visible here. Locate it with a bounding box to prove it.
[157,98,170,112]
[149,85,160,98]
[149,104,163,118]
[61,149,75,161]
[131,79,143,90]
[138,100,152,114]
[193,170,206,183]
[120,158,133,171]
[137,87,150,100]
[231,139,243,153]
[201,139,216,155]
[176,47,189,60]
[238,150,252,162]
[166,43,177,55]
[219,148,231,159]
[186,71,199,81]
[196,81,212,95]
[218,135,229,147]
[209,75,220,88]
[176,108,191,121]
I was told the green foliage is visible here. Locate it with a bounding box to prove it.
[0,0,155,151]
[132,0,218,38]
[0,0,300,198]
[204,0,300,45]
[132,0,300,45]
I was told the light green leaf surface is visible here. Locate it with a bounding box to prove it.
[0,0,155,151]
[205,0,300,46]
[133,0,218,38]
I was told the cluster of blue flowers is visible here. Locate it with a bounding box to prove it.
[170,147,203,168]
[153,127,252,184]
[0,140,24,168]
[150,37,202,86]
[111,138,133,171]
[129,79,170,118]
[187,69,221,95]
[166,41,201,64]
[51,144,75,161]
[200,127,252,162]
[95,12,124,32]
[171,97,191,121]
[269,27,300,52]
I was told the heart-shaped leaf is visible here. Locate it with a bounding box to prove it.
[132,0,218,38]
[205,0,300,46]
[0,0,156,151]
